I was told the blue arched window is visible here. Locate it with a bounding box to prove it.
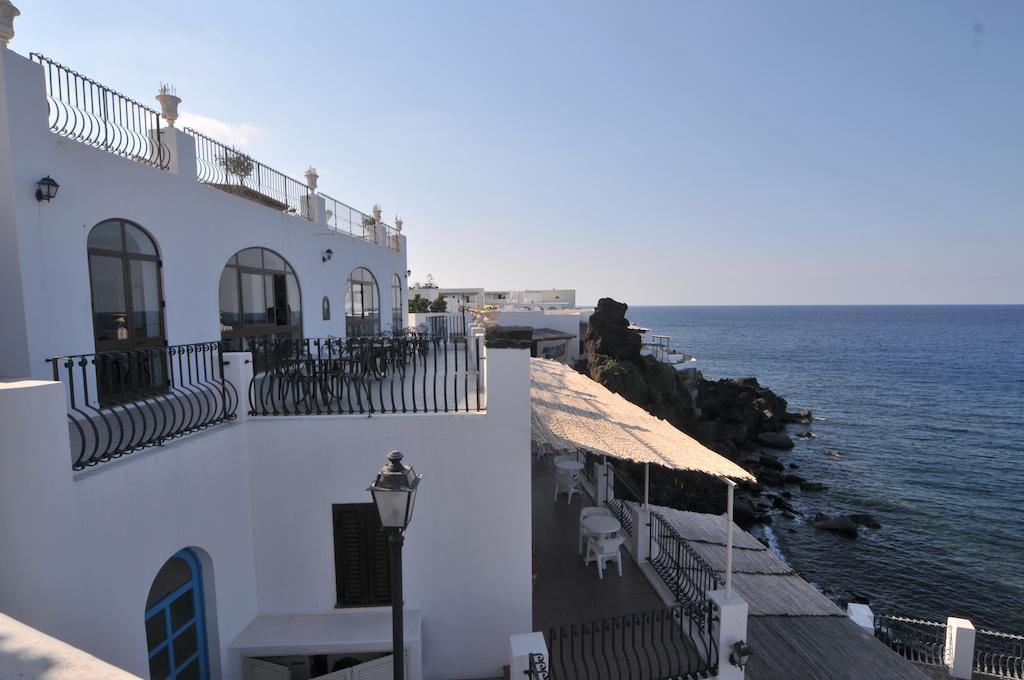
[145,549,209,680]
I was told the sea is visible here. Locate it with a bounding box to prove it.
[626,305,1024,632]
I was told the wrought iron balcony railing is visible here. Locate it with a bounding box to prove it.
[245,334,485,416]
[648,511,724,605]
[48,342,238,470]
[30,52,169,170]
[546,602,718,680]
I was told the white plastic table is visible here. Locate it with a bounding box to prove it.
[582,514,621,539]
[555,460,584,473]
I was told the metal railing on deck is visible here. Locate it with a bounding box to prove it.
[648,512,723,605]
[604,466,642,537]
[320,193,376,240]
[526,652,550,679]
[30,53,169,169]
[188,127,313,220]
[247,334,484,415]
[412,313,468,341]
[48,342,238,470]
[975,628,1024,678]
[872,615,946,667]
[546,602,718,680]
[383,223,401,250]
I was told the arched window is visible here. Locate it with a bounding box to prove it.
[88,219,165,352]
[88,220,167,403]
[145,549,209,680]
[219,248,301,348]
[345,267,380,337]
[391,274,403,331]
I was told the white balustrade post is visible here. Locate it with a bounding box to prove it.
[220,352,253,423]
[708,590,750,680]
[846,603,875,633]
[945,617,976,679]
[0,1,21,48]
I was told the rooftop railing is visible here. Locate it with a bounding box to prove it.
[29,52,169,170]
[319,193,375,240]
[246,334,485,416]
[546,602,718,680]
[648,511,724,606]
[872,614,946,668]
[48,342,238,470]
[188,127,314,220]
[526,653,550,679]
[605,467,642,538]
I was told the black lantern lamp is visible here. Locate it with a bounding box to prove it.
[729,640,753,669]
[35,175,59,202]
[369,451,421,680]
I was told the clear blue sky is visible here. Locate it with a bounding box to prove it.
[13,2,1024,305]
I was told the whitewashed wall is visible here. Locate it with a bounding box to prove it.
[0,349,530,680]
[0,48,407,379]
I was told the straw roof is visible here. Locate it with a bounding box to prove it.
[530,358,755,482]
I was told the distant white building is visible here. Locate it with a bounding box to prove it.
[408,286,576,311]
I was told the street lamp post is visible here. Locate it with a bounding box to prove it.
[369,451,422,680]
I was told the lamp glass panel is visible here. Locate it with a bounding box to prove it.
[372,488,409,528]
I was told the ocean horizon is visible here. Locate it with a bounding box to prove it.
[627,304,1024,631]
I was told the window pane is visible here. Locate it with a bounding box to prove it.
[287,273,301,326]
[176,658,200,680]
[148,647,170,680]
[124,224,157,256]
[272,274,288,326]
[219,268,239,332]
[169,591,195,631]
[146,557,192,610]
[172,623,198,668]
[129,259,162,339]
[264,275,276,327]
[241,272,267,326]
[89,254,127,342]
[263,249,285,271]
[145,612,167,651]
[236,248,263,268]
[88,221,122,251]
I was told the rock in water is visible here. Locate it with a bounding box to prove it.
[758,431,795,449]
[816,515,859,539]
[784,409,813,423]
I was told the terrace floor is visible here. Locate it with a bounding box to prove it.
[531,456,663,634]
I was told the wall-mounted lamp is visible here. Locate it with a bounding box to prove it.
[729,640,753,669]
[36,175,59,202]
[406,269,411,278]
[323,248,333,263]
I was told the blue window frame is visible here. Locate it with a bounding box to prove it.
[144,549,209,680]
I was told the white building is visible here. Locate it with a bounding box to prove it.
[0,27,530,680]
[408,287,576,312]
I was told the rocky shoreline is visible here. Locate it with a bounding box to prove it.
[577,298,879,541]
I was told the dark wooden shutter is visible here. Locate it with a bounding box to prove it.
[333,504,392,607]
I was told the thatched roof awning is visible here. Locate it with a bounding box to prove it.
[530,358,755,482]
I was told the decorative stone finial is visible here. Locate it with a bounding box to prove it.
[394,215,403,232]
[304,167,319,191]
[372,203,382,224]
[0,1,20,48]
[155,83,181,128]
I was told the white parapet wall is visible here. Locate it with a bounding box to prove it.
[0,612,141,680]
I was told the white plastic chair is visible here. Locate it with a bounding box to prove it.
[579,506,612,555]
[553,468,580,504]
[585,536,624,579]
[552,454,575,466]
